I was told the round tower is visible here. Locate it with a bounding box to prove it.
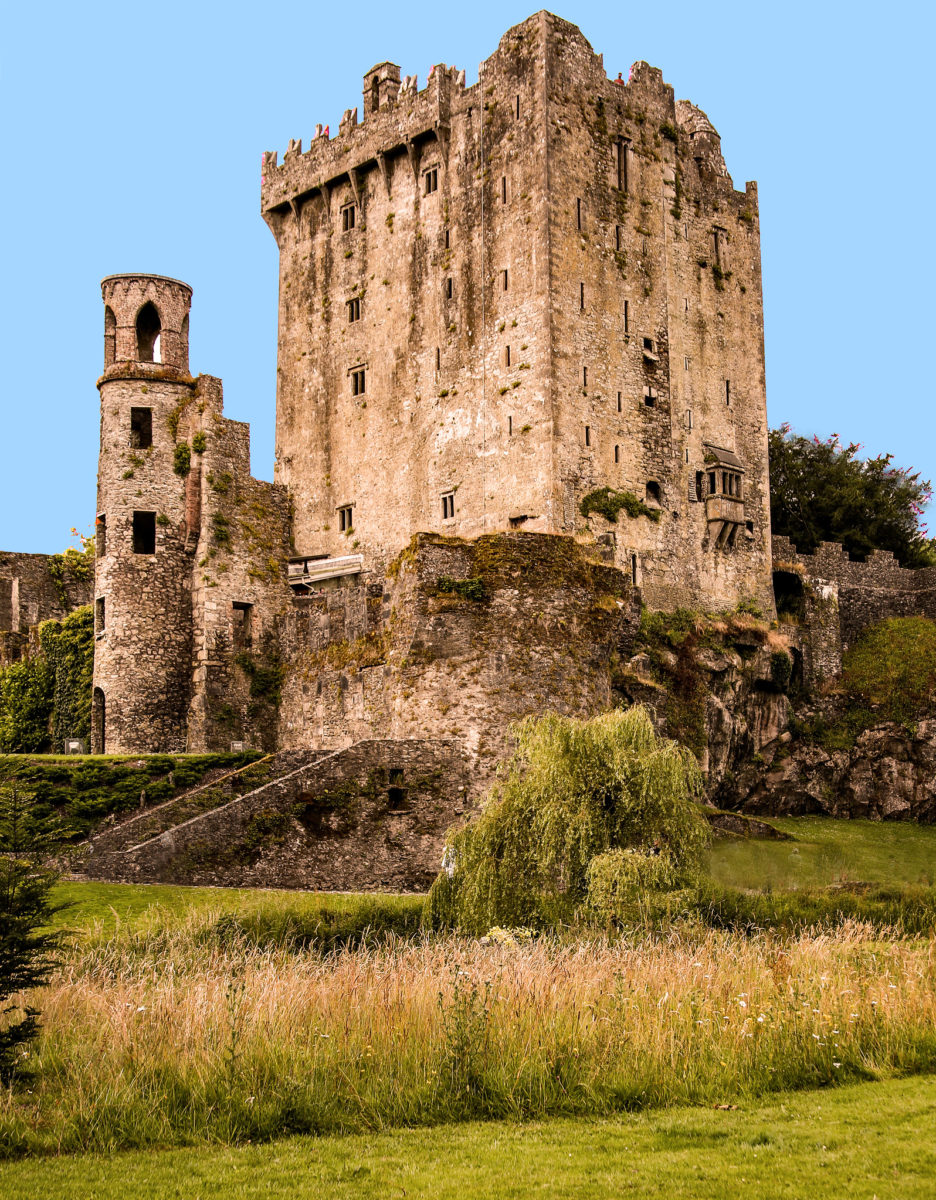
[92,274,197,753]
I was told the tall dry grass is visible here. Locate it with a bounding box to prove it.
[2,916,935,1155]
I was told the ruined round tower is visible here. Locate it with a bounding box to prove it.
[92,275,197,753]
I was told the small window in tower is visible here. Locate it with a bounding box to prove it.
[341,202,356,231]
[388,767,405,807]
[435,347,441,374]
[617,392,622,413]
[708,471,717,495]
[501,176,507,204]
[614,444,620,464]
[631,553,638,586]
[94,596,105,636]
[132,511,156,555]
[130,407,153,449]
[104,305,116,367]
[505,345,511,368]
[508,415,513,436]
[684,356,690,371]
[687,409,693,430]
[614,138,630,191]
[96,514,106,557]
[135,302,161,363]
[584,425,591,447]
[424,167,439,194]
[350,367,366,396]
[615,225,623,252]
[684,297,690,312]
[623,299,630,333]
[643,336,654,352]
[576,198,582,229]
[695,471,705,501]
[725,379,731,406]
[643,386,657,407]
[444,228,450,249]
[232,602,253,652]
[515,94,520,119]
[441,491,455,521]
[347,297,361,323]
[338,504,354,532]
[580,282,585,310]
[446,277,453,300]
[645,481,661,507]
[501,269,509,291]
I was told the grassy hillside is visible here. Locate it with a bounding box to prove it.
[709,816,936,889]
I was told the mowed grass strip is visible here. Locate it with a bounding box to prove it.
[2,1075,934,1200]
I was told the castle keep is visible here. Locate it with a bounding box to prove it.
[89,14,775,766]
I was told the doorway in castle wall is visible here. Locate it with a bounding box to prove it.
[92,688,106,754]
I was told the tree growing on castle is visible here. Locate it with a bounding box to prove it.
[769,425,936,568]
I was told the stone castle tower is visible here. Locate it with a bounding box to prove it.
[92,12,773,756]
[261,11,773,613]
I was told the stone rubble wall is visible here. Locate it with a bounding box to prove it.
[0,552,91,666]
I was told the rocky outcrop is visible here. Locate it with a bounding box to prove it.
[724,718,936,823]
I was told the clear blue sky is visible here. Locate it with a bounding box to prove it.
[2,0,933,553]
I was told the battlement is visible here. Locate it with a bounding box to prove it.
[773,536,936,595]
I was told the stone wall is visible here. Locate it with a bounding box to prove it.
[98,739,471,891]
[0,551,91,666]
[772,536,936,685]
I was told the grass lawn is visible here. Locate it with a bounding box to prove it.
[708,816,936,890]
[50,879,425,938]
[2,1075,934,1200]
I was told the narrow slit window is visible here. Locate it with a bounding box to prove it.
[347,297,361,323]
[424,167,439,194]
[96,514,106,557]
[623,299,629,333]
[695,471,705,501]
[576,198,582,230]
[341,203,356,231]
[584,425,591,447]
[95,596,105,635]
[351,367,366,396]
[616,225,623,251]
[338,504,354,532]
[446,277,453,300]
[444,228,450,249]
[684,297,690,312]
[580,282,585,310]
[130,407,152,449]
[501,269,509,291]
[617,392,622,413]
[725,379,731,406]
[501,176,507,203]
[687,408,693,430]
[515,94,520,119]
[232,602,253,652]
[708,471,717,495]
[508,415,513,436]
[435,347,441,373]
[684,356,690,370]
[614,444,620,463]
[583,366,588,388]
[615,139,630,192]
[631,554,638,586]
[505,345,511,367]
[441,491,455,520]
[132,511,156,555]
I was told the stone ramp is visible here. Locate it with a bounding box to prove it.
[86,739,471,892]
[85,750,323,864]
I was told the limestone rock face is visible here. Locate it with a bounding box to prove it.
[726,718,936,824]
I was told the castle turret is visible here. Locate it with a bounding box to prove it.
[92,274,197,752]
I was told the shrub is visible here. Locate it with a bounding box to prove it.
[842,616,936,724]
[173,442,192,477]
[432,576,487,602]
[580,487,661,524]
[426,707,708,933]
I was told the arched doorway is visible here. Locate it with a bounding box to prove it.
[135,302,162,363]
[92,687,106,754]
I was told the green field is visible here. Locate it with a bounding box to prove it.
[708,816,936,890]
[2,1076,933,1200]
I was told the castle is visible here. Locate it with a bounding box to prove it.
[89,13,774,761]
[2,12,934,887]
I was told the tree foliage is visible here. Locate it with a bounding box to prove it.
[842,617,936,726]
[0,657,53,754]
[38,605,94,751]
[0,773,66,1080]
[426,707,709,933]
[769,425,935,567]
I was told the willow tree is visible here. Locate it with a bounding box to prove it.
[426,706,709,933]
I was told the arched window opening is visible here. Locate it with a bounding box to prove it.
[180,312,189,358]
[104,306,116,367]
[136,302,162,362]
[645,481,661,507]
